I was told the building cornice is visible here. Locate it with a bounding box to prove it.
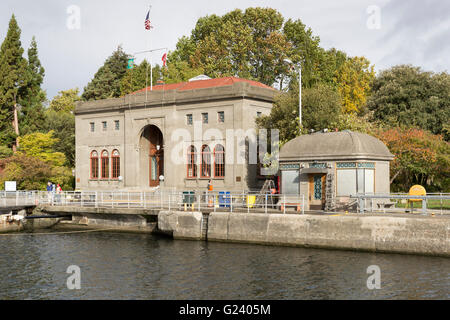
[75,82,276,116]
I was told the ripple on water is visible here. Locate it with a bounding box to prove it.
[0,232,448,299]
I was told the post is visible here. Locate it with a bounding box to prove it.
[95,191,98,208]
[298,67,302,131]
[422,197,427,215]
[302,194,305,215]
[283,195,286,214]
[230,194,233,213]
[265,194,268,214]
[359,197,364,214]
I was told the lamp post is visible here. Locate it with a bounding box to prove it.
[283,59,302,134]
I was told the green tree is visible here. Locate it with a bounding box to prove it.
[18,36,47,135]
[45,88,79,167]
[0,145,13,159]
[44,110,75,167]
[120,60,164,96]
[0,15,28,148]
[0,154,52,190]
[162,59,204,84]
[256,83,342,144]
[0,153,73,190]
[82,46,130,101]
[367,65,450,139]
[283,18,324,89]
[171,8,292,86]
[18,131,66,166]
[49,88,80,113]
[334,56,375,114]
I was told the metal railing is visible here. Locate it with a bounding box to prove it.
[0,190,305,214]
[350,193,450,215]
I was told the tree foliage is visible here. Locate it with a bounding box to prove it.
[375,127,450,192]
[256,83,342,144]
[45,88,79,167]
[0,153,73,190]
[81,46,130,101]
[334,56,375,114]
[120,60,164,96]
[0,15,28,147]
[367,65,450,139]
[18,36,47,135]
[49,88,80,113]
[18,131,66,167]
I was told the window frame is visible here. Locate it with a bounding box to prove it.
[217,111,225,124]
[101,150,110,179]
[111,149,120,180]
[187,145,197,179]
[200,145,211,178]
[90,151,99,179]
[202,113,209,124]
[214,144,225,178]
[186,114,193,126]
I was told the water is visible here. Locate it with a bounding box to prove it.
[0,231,448,300]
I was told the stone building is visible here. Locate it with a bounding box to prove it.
[279,131,394,211]
[74,76,276,192]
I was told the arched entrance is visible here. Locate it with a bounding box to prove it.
[139,125,164,187]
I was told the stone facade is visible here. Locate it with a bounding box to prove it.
[74,77,276,192]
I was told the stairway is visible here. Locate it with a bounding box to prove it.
[255,180,276,206]
[201,213,209,240]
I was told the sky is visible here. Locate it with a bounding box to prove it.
[0,0,449,100]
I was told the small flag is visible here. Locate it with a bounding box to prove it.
[162,53,167,67]
[127,58,135,70]
[145,10,153,30]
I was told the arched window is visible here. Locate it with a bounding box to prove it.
[101,150,109,179]
[187,146,197,178]
[214,144,225,178]
[111,150,120,179]
[201,145,211,178]
[90,151,99,179]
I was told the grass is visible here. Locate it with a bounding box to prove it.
[394,199,450,210]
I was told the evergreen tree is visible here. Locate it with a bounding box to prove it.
[120,60,164,96]
[18,36,47,135]
[0,15,28,148]
[82,46,130,101]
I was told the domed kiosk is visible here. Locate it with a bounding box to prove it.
[279,130,394,211]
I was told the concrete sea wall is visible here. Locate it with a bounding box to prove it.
[160,211,450,257]
[36,206,450,257]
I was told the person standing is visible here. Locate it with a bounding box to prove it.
[56,184,62,204]
[46,182,52,204]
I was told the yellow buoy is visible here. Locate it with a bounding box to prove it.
[409,185,426,202]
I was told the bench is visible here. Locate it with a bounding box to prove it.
[280,202,303,212]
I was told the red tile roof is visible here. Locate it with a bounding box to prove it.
[131,76,274,94]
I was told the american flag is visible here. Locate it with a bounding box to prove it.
[145,10,152,30]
